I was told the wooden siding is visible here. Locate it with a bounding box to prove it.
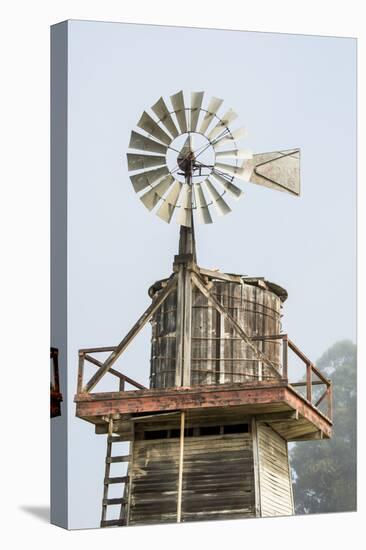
[256,423,294,516]
[128,433,255,525]
[129,438,179,525]
[182,433,255,522]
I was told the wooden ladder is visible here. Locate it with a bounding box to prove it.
[100,434,131,528]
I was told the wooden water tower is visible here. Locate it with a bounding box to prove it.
[74,91,333,527]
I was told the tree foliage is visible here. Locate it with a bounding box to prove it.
[290,340,357,514]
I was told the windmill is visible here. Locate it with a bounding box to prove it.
[75,91,332,527]
[127,90,299,227]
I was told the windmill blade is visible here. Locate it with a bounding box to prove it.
[156,180,183,223]
[215,148,253,160]
[140,175,174,210]
[207,109,238,141]
[137,111,172,145]
[249,149,300,196]
[178,135,193,158]
[211,172,243,199]
[190,91,204,132]
[205,179,232,216]
[212,126,247,148]
[176,184,193,227]
[127,153,166,171]
[215,160,254,182]
[199,97,224,135]
[130,166,169,193]
[193,183,213,224]
[170,90,187,134]
[151,97,179,138]
[129,131,168,154]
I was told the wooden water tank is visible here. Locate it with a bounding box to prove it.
[148,275,287,389]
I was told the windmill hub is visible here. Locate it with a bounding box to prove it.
[171,132,215,182]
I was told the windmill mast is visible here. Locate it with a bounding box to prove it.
[175,144,196,386]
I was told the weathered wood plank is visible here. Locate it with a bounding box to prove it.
[257,423,294,517]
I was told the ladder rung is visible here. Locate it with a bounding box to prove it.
[101,519,125,528]
[103,497,127,506]
[108,435,127,443]
[106,455,131,463]
[104,475,129,484]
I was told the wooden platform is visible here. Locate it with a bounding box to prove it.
[75,380,332,442]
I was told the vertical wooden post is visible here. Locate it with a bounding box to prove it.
[282,335,288,380]
[175,267,185,386]
[219,310,225,383]
[119,377,125,392]
[327,386,333,420]
[182,270,192,386]
[251,418,261,517]
[77,352,84,394]
[306,364,312,403]
[175,202,195,387]
[286,442,295,514]
[101,418,114,526]
[177,411,185,523]
[125,430,134,526]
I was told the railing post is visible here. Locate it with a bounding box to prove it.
[306,363,312,403]
[77,351,85,394]
[119,377,125,392]
[282,335,288,381]
[327,386,333,421]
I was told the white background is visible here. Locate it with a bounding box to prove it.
[0,0,364,548]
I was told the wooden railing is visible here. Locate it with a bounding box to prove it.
[77,347,147,394]
[76,336,332,422]
[252,334,332,421]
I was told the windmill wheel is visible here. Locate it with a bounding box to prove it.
[127,91,253,227]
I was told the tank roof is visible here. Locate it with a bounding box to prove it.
[148,269,288,302]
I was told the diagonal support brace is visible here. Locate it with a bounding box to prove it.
[191,272,282,379]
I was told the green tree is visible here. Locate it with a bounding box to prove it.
[290,340,357,514]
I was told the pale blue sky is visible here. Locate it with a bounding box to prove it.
[60,20,356,528]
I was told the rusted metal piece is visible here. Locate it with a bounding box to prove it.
[50,347,62,418]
